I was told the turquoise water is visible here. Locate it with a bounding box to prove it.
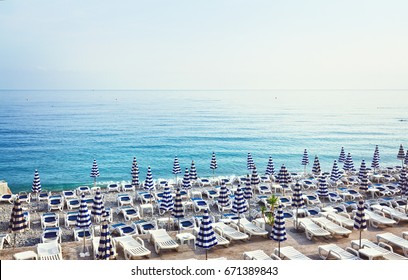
[0,90,407,192]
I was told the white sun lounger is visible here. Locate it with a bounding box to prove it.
[37,242,63,260]
[232,218,268,239]
[350,239,407,260]
[376,205,408,223]
[364,210,397,228]
[115,235,151,259]
[319,211,354,229]
[0,194,16,204]
[214,233,230,247]
[148,229,179,254]
[297,218,331,241]
[377,232,408,257]
[0,234,11,250]
[276,246,311,260]
[318,244,360,260]
[213,222,249,242]
[311,217,352,237]
[243,249,272,260]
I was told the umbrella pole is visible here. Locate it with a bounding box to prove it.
[168,212,171,231]
[278,241,280,258]
[296,207,299,230]
[359,230,362,249]
[205,249,208,260]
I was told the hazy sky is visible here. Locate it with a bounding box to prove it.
[0,1,407,90]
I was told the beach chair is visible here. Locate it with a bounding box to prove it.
[0,194,16,203]
[260,175,272,183]
[148,229,179,254]
[66,198,81,210]
[350,239,407,260]
[301,179,317,190]
[38,190,50,202]
[122,184,135,192]
[92,237,117,259]
[117,193,134,207]
[62,190,77,200]
[41,227,62,243]
[256,184,272,195]
[203,188,219,199]
[328,192,343,203]
[377,232,408,257]
[364,209,397,228]
[110,223,138,236]
[375,205,408,223]
[18,192,31,203]
[191,197,209,213]
[243,249,272,260]
[137,191,155,204]
[304,194,321,206]
[74,227,94,241]
[0,234,11,250]
[279,196,292,208]
[199,178,212,187]
[318,244,360,260]
[37,242,63,260]
[232,217,268,239]
[311,217,352,237]
[177,217,196,230]
[276,246,311,260]
[319,211,354,229]
[64,211,78,227]
[133,220,158,234]
[107,183,120,193]
[119,206,141,221]
[76,186,91,196]
[297,218,331,241]
[213,232,230,247]
[48,195,64,211]
[115,235,151,259]
[41,212,59,229]
[213,222,249,242]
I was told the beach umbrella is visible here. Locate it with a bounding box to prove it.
[291,183,305,230]
[244,174,253,206]
[358,160,369,194]
[371,145,380,173]
[277,164,291,195]
[338,147,346,163]
[195,209,218,260]
[189,160,198,182]
[354,200,367,249]
[182,168,191,190]
[317,175,329,202]
[250,167,260,186]
[172,156,182,186]
[144,166,154,204]
[301,149,309,174]
[231,187,247,224]
[265,156,275,178]
[217,183,230,214]
[172,188,184,233]
[399,167,407,195]
[330,160,341,185]
[247,153,255,170]
[405,151,408,166]
[312,155,321,176]
[96,212,113,260]
[91,190,104,223]
[210,152,218,176]
[31,169,42,195]
[271,204,287,258]
[90,159,100,188]
[77,194,92,257]
[131,157,140,188]
[159,185,174,230]
[8,196,27,248]
[398,144,405,166]
[343,153,355,173]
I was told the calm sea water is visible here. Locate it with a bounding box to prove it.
[0,90,407,193]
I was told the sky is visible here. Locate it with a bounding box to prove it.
[0,0,407,90]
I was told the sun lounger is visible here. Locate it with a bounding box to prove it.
[148,229,179,254]
[318,244,360,260]
[64,211,78,227]
[117,193,134,207]
[62,190,77,200]
[37,242,63,260]
[41,212,59,229]
[178,218,196,230]
[76,186,91,196]
[375,205,408,223]
[243,249,272,260]
[297,218,331,241]
[232,218,268,239]
[351,238,407,260]
[41,227,62,243]
[311,217,352,237]
[74,227,93,241]
[319,211,354,229]
[48,195,64,211]
[199,178,212,187]
[377,232,408,257]
[115,235,151,259]
[304,194,321,206]
[364,210,397,228]
[122,184,135,192]
[133,220,158,234]
[66,198,81,210]
[328,192,343,203]
[119,206,141,221]
[107,183,120,193]
[276,246,311,260]
[0,194,16,203]
[110,223,138,236]
[38,191,50,202]
[214,232,230,247]
[0,234,11,250]
[203,188,219,200]
[213,222,249,242]
[256,185,272,195]
[191,198,209,213]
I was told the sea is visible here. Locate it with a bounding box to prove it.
[0,90,407,193]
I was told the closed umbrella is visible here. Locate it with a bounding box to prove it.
[9,196,27,248]
[244,174,253,215]
[90,159,100,188]
[330,160,341,186]
[96,212,113,260]
[354,200,367,249]
[210,152,218,177]
[405,151,408,167]
[231,187,247,225]
[265,156,275,180]
[277,164,291,195]
[271,204,287,258]
[398,144,405,166]
[371,145,380,173]
[159,185,174,230]
[217,183,230,214]
[91,190,104,223]
[182,168,191,191]
[172,188,184,233]
[144,166,154,204]
[358,160,369,194]
[312,155,321,177]
[317,175,328,206]
[343,153,355,174]
[172,156,182,186]
[31,169,42,197]
[399,167,407,198]
[247,153,255,170]
[338,147,346,163]
[195,209,218,260]
[301,149,309,174]
[189,160,198,182]
[77,194,92,257]
[291,183,305,230]
[131,157,140,188]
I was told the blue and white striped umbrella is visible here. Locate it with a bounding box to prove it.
[371,145,380,172]
[159,186,174,213]
[131,157,140,188]
[91,190,104,222]
[195,209,218,260]
[265,156,275,176]
[330,160,341,183]
[271,204,287,257]
[172,188,184,219]
[210,152,218,175]
[77,195,92,228]
[144,166,154,191]
[292,183,305,229]
[182,168,191,190]
[243,175,253,200]
[358,160,369,192]
[217,183,230,209]
[96,212,113,260]
[247,153,255,170]
[90,159,100,187]
[398,167,407,196]
[301,149,309,173]
[317,175,329,199]
[9,197,27,234]
[354,200,367,249]
[343,153,355,173]
[231,187,247,216]
[338,147,346,163]
[277,164,290,188]
[172,156,182,184]
[250,167,260,186]
[31,169,42,194]
[405,151,408,166]
[312,155,321,176]
[398,144,405,164]
[189,160,198,181]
